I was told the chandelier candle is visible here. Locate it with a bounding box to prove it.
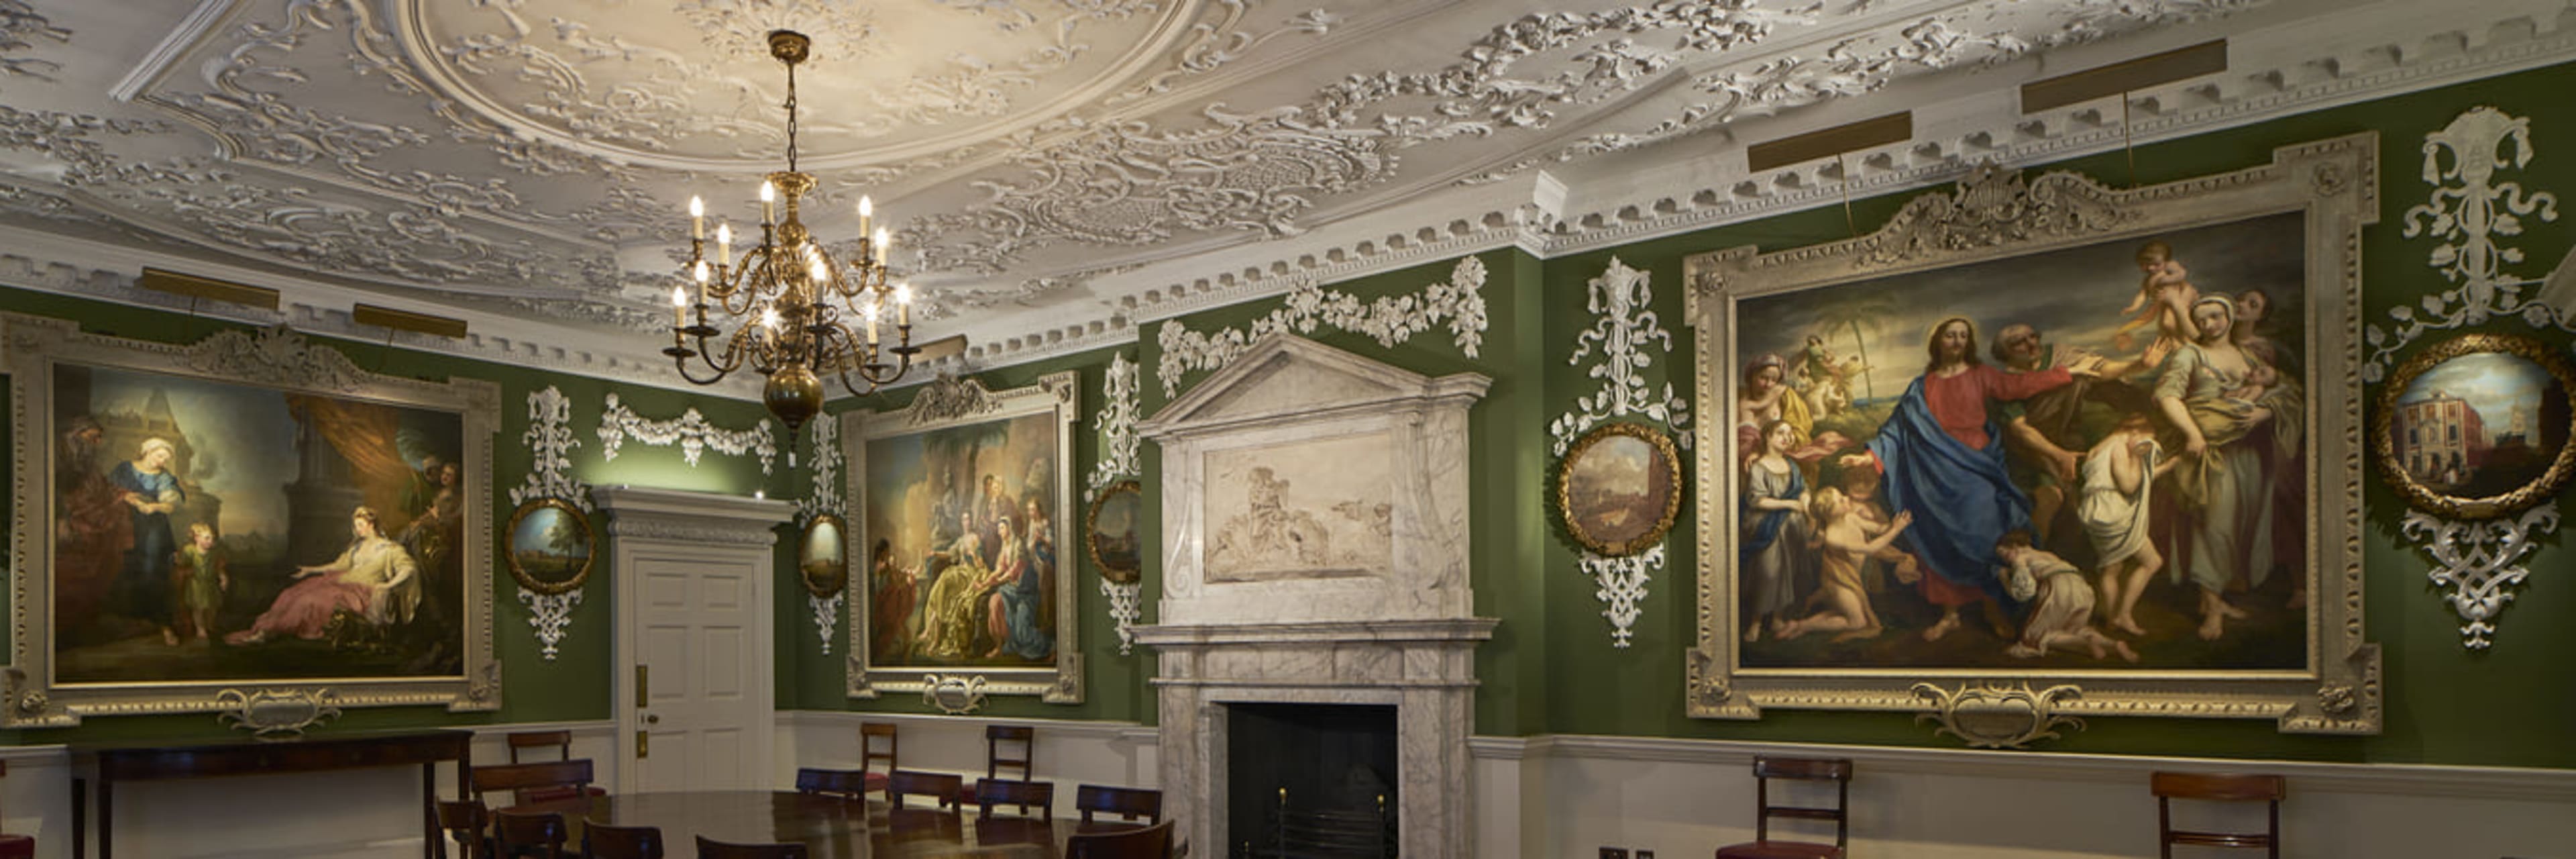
[669,29,921,434]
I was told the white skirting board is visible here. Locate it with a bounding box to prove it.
[1468,735,2576,859]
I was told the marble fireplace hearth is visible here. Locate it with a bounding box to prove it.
[1136,334,1497,858]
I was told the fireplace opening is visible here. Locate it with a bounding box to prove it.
[1225,703,1398,858]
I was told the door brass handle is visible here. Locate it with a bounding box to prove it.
[645,714,660,725]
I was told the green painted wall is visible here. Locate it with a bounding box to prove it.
[0,286,784,744]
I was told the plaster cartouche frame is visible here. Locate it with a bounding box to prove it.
[1682,135,2383,738]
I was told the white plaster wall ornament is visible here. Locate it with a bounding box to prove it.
[797,415,846,655]
[509,386,594,661]
[2404,504,2558,650]
[1155,254,1487,397]
[1085,352,1146,654]
[1549,258,1690,648]
[0,1,68,87]
[2369,106,2569,650]
[516,590,583,661]
[596,391,780,474]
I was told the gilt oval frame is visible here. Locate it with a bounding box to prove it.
[505,496,596,596]
[2373,332,2576,519]
[1556,421,1684,558]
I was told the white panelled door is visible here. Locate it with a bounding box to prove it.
[595,487,793,793]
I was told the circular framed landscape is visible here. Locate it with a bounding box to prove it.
[1085,480,1144,585]
[799,513,850,599]
[506,497,596,595]
[2375,333,2576,519]
[1556,421,1683,557]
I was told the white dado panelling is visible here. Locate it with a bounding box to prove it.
[1471,736,2576,859]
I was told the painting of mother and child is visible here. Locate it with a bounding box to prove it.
[862,411,1061,669]
[1734,212,2312,672]
[51,363,469,684]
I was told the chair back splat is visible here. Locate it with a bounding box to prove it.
[583,822,667,859]
[1713,756,1854,859]
[1065,819,1175,859]
[1076,784,1164,824]
[490,809,568,859]
[2153,772,2286,859]
[888,769,966,811]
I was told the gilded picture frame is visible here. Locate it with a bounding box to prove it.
[505,496,595,596]
[2374,333,2576,520]
[799,513,850,599]
[842,372,1083,704]
[1556,421,1683,558]
[1682,136,2381,738]
[1085,479,1144,585]
[4,317,501,727]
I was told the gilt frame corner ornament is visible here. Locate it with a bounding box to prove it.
[1681,136,2381,738]
[844,371,1083,705]
[4,316,502,727]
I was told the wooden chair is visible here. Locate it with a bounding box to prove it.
[986,725,1034,782]
[953,725,1037,807]
[2153,772,2285,858]
[492,809,569,859]
[887,770,964,811]
[693,836,809,859]
[501,732,606,803]
[1713,756,1852,859]
[472,760,596,808]
[0,760,32,859]
[582,822,665,859]
[975,777,1055,821]
[1076,785,1163,824]
[859,722,898,793]
[793,767,871,800]
[1065,819,1175,859]
[436,800,491,859]
[506,729,574,763]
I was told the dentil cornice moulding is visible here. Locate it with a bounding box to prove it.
[947,0,2576,375]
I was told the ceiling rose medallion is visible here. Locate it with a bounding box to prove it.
[672,30,920,435]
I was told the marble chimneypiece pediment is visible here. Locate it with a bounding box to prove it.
[1140,333,1489,440]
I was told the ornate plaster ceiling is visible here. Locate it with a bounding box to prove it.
[0,0,2565,385]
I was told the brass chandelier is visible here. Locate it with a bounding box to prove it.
[671,30,915,434]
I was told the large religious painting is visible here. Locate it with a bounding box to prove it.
[844,372,1081,704]
[1684,137,2380,741]
[5,318,500,726]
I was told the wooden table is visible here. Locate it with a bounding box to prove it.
[69,728,472,859]
[508,790,1144,857]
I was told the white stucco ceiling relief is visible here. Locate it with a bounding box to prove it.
[0,1,2560,392]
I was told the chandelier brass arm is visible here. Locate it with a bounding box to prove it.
[667,30,920,434]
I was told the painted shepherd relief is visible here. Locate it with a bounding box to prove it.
[1733,213,2310,671]
[1203,434,1395,581]
[51,364,468,683]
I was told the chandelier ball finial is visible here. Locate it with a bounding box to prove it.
[764,363,824,432]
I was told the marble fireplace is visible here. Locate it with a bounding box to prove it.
[1135,334,1495,858]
